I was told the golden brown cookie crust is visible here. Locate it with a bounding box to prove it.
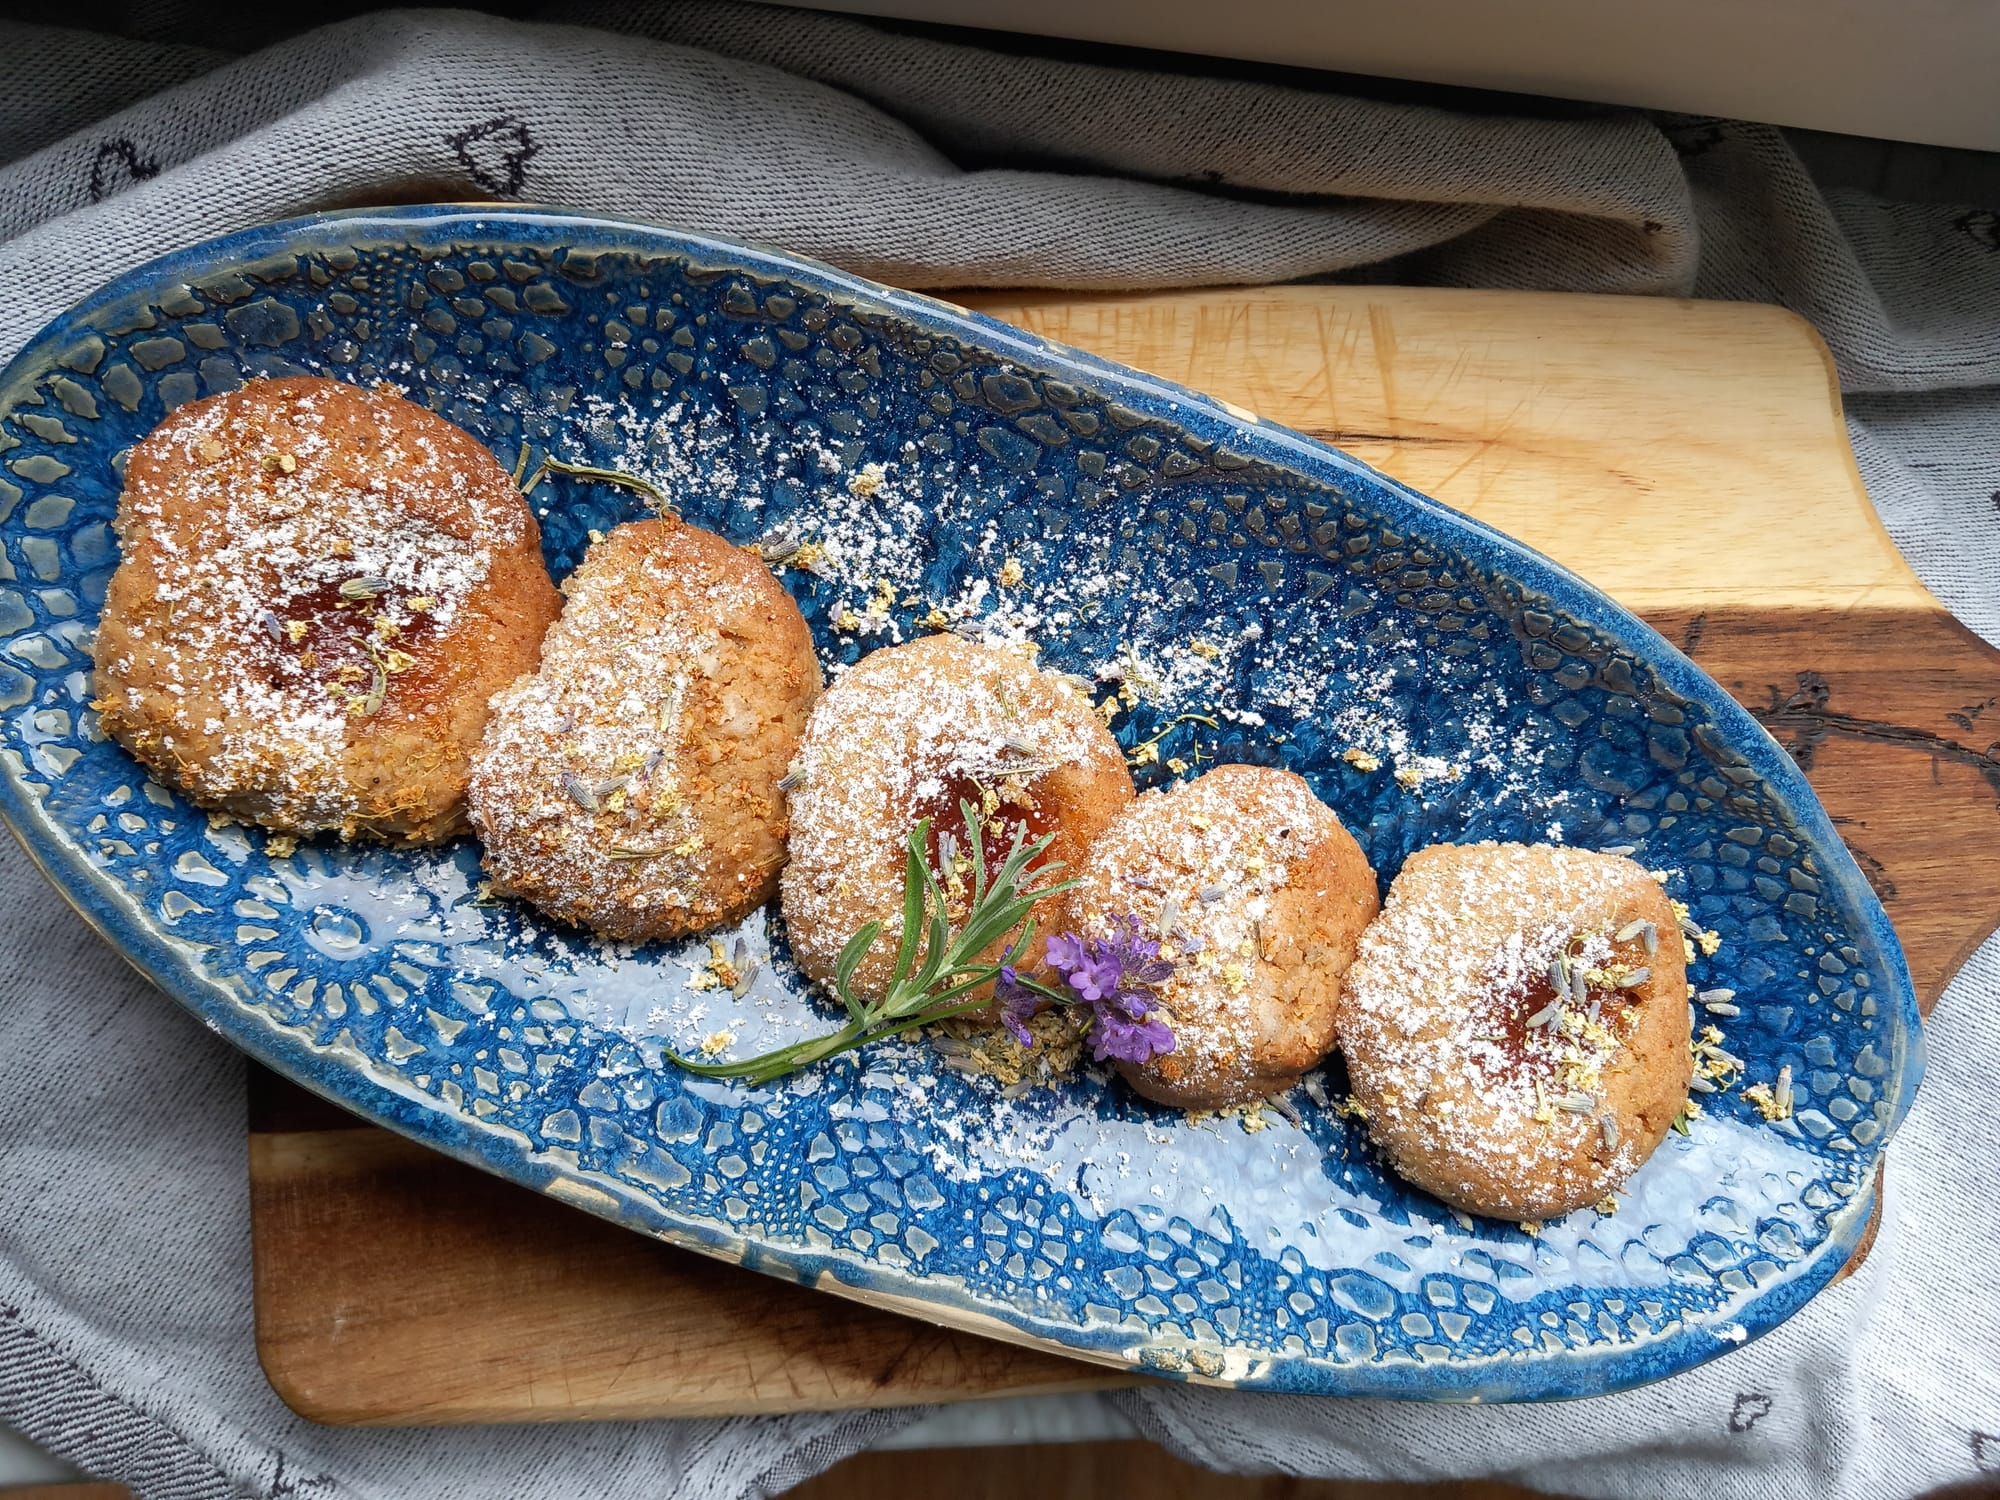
[1070,764,1380,1110]
[91,375,560,844]
[1336,841,1693,1221]
[780,633,1133,1004]
[469,517,820,943]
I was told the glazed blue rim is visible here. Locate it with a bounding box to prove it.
[0,206,1926,1402]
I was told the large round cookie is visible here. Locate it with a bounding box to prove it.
[1336,841,1694,1221]
[1068,764,1380,1109]
[91,376,560,844]
[469,517,820,942]
[780,633,1132,1004]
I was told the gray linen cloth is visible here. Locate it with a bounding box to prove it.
[0,8,1995,1497]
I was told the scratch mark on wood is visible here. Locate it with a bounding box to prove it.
[1753,671,2000,802]
[1367,303,1399,425]
[873,1326,937,1389]
[1947,694,1997,732]
[1308,429,1452,447]
[1839,840,1899,903]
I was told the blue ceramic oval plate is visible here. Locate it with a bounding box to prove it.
[0,208,1921,1400]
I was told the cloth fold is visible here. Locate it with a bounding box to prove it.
[0,7,1994,1498]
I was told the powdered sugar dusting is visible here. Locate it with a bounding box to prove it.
[97,377,526,833]
[1074,769,1359,1102]
[1340,843,1685,1215]
[524,389,1576,842]
[780,634,1125,991]
[469,521,776,937]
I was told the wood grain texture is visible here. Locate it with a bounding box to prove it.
[978,288,1932,614]
[251,1107,1125,1423]
[251,285,1998,1425]
[1643,606,2000,1008]
[786,1441,1561,1500]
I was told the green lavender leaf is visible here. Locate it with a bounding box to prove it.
[832,921,880,1022]
[663,814,1076,1085]
[890,837,927,985]
[963,798,989,905]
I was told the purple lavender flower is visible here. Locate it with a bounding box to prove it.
[1043,931,1120,1004]
[1044,915,1177,1065]
[1088,1007,1177,1065]
[994,964,1038,1047]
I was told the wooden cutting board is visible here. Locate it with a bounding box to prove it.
[249,285,1998,1425]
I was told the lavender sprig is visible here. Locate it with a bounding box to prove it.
[1000,914,1178,1065]
[664,801,1073,1086]
[515,446,676,514]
